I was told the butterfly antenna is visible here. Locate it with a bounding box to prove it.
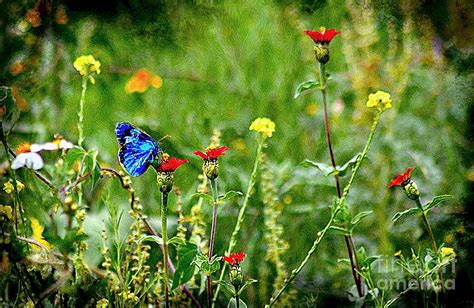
[158,135,171,142]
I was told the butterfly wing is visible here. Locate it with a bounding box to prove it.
[115,122,161,176]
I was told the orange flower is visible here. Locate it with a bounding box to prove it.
[125,68,163,93]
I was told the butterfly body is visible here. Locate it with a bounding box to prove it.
[115,122,161,176]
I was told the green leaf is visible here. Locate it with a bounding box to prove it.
[337,258,351,267]
[139,235,163,246]
[302,160,335,176]
[171,242,198,290]
[228,298,247,308]
[337,153,363,177]
[349,211,373,231]
[192,192,214,203]
[363,255,380,268]
[218,191,243,202]
[391,207,420,223]
[423,195,453,212]
[294,80,320,99]
[216,280,236,297]
[168,236,186,247]
[64,146,86,169]
[328,226,351,236]
[238,279,257,295]
[334,204,349,225]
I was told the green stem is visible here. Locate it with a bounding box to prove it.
[161,192,170,308]
[414,198,445,306]
[318,61,363,297]
[207,179,219,307]
[78,75,87,148]
[267,113,382,307]
[213,140,264,305]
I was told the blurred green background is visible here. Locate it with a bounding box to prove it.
[1,0,473,305]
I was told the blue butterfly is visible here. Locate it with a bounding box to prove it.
[115,122,162,176]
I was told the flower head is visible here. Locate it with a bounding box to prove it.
[441,247,456,258]
[304,27,340,64]
[125,68,163,93]
[0,205,13,221]
[155,153,188,173]
[304,27,340,44]
[194,146,229,161]
[367,91,392,112]
[73,55,101,83]
[194,146,229,180]
[30,218,51,251]
[389,167,415,188]
[30,135,74,152]
[249,117,276,139]
[155,153,188,193]
[389,167,420,200]
[223,252,246,266]
[3,180,25,194]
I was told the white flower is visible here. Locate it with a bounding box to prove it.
[30,139,74,152]
[11,152,44,170]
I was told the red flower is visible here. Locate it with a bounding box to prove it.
[304,27,340,44]
[223,252,246,266]
[388,167,415,188]
[155,154,188,173]
[194,146,229,161]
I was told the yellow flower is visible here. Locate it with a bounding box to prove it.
[73,55,101,83]
[441,247,455,258]
[249,117,276,139]
[0,205,13,220]
[30,218,51,251]
[367,90,392,112]
[3,180,25,194]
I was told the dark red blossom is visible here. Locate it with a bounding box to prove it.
[155,156,188,173]
[388,167,415,188]
[304,28,340,44]
[223,252,246,266]
[194,146,229,161]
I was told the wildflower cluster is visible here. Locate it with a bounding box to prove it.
[73,55,101,84]
[249,117,276,139]
[366,90,392,112]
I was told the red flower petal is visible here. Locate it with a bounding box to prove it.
[323,28,341,42]
[156,157,188,172]
[304,28,340,43]
[206,146,229,159]
[388,167,415,187]
[223,252,246,265]
[194,146,229,160]
[194,151,207,160]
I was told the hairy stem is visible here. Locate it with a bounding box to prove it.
[318,62,363,297]
[213,140,264,304]
[267,113,381,307]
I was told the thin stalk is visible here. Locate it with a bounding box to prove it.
[213,140,264,305]
[267,113,381,307]
[236,293,240,308]
[207,179,219,307]
[78,75,87,147]
[414,198,445,305]
[161,192,170,308]
[318,62,363,297]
